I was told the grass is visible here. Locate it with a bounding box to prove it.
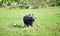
[0,7,60,36]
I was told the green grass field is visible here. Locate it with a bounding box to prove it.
[0,7,60,36]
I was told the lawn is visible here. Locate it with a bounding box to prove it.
[0,7,60,36]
